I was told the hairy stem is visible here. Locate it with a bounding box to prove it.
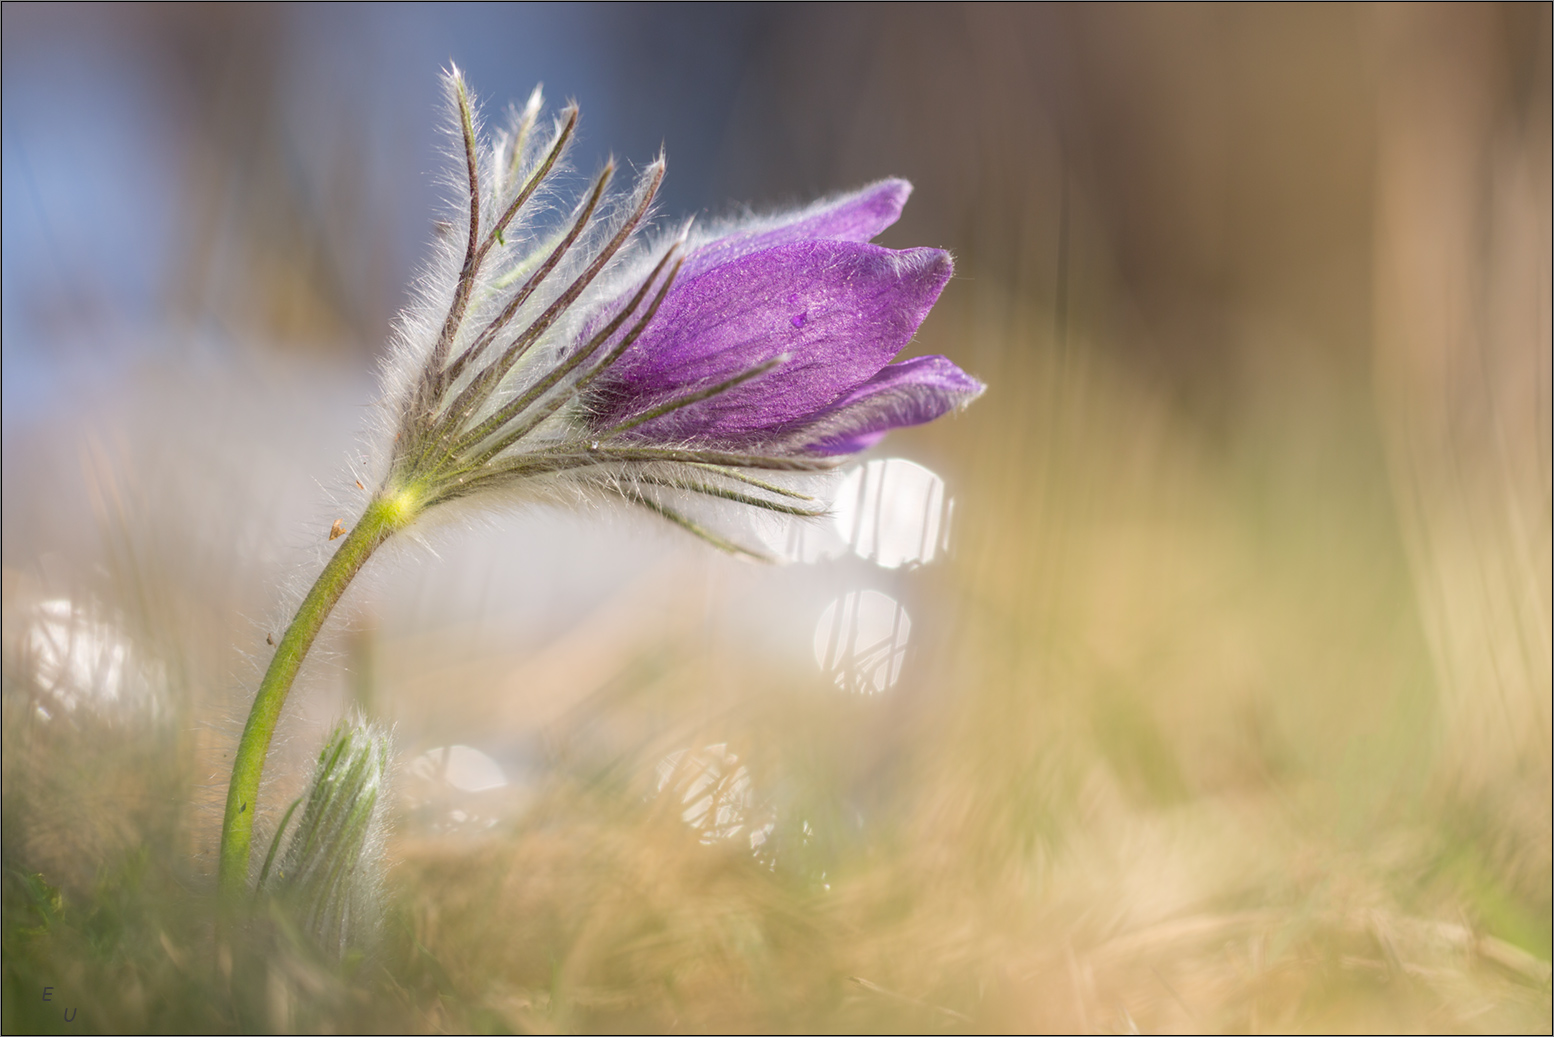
[217,491,418,908]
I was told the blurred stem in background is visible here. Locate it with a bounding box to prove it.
[1374,3,1552,793]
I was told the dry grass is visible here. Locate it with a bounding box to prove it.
[4,296,1547,1031]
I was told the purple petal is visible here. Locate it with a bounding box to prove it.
[680,180,912,282]
[591,241,952,445]
[795,355,986,455]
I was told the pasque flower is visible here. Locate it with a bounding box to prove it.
[218,69,982,908]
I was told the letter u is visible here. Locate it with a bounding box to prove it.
[64,1007,76,1022]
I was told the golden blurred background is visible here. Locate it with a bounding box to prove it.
[3,4,1549,1032]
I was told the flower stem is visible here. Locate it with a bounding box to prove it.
[217,492,413,908]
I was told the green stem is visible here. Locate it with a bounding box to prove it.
[218,490,418,907]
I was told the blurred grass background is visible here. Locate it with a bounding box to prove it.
[3,4,1549,1032]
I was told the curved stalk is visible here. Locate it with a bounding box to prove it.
[218,490,420,908]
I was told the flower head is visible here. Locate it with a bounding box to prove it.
[376,69,982,554]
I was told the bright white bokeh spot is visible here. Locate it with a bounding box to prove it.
[23,598,163,720]
[813,590,912,694]
[655,744,773,850]
[410,744,508,792]
[833,458,950,569]
[28,598,129,708]
[405,744,510,832]
[752,458,952,568]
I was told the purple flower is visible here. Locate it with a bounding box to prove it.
[379,73,984,554]
[586,180,984,455]
[222,69,989,925]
